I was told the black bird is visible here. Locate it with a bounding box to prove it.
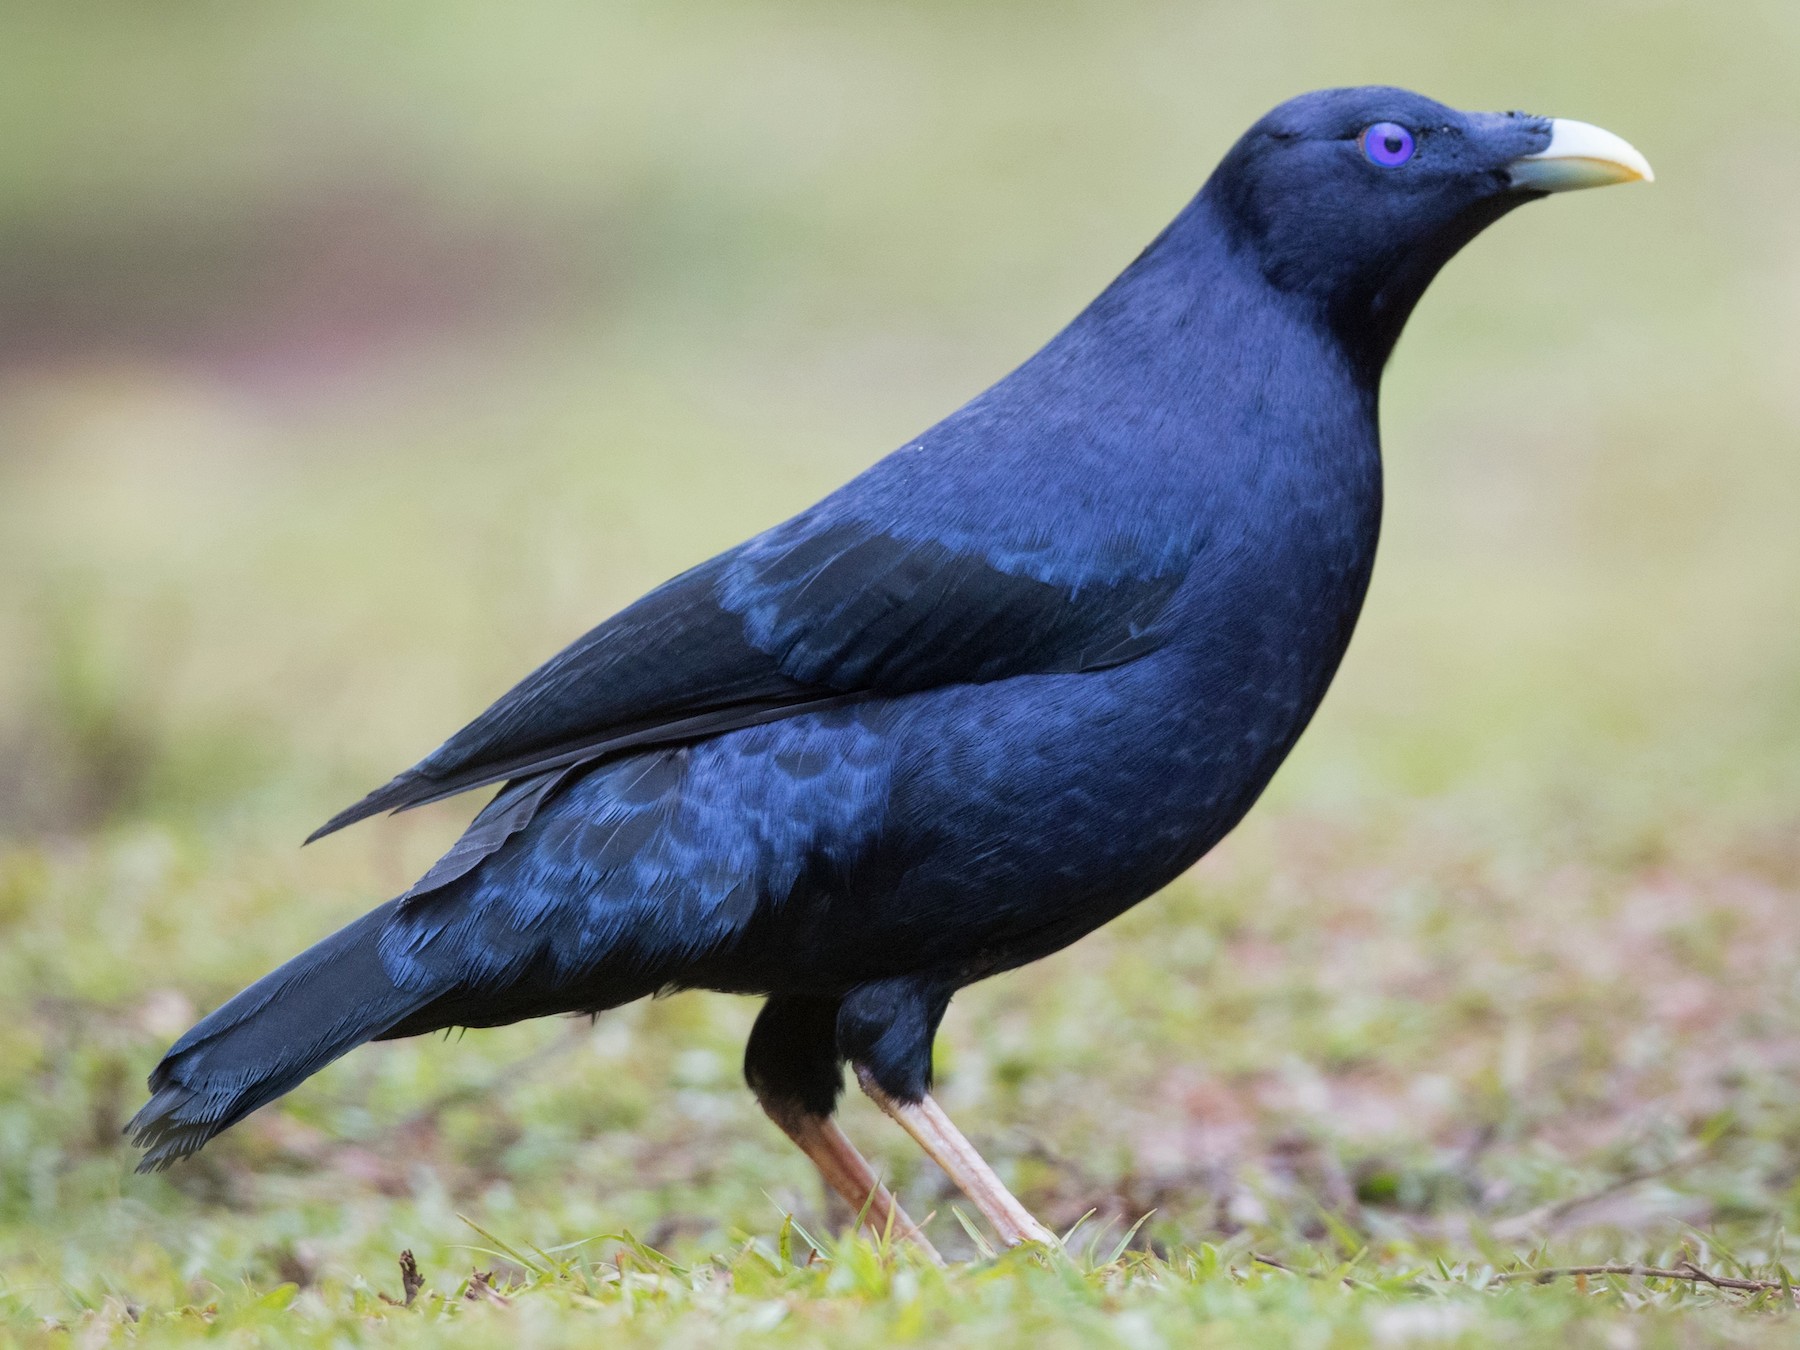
[130,88,1650,1253]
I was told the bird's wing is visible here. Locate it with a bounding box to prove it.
[309,512,1188,843]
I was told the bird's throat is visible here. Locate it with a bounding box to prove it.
[1349,191,1540,377]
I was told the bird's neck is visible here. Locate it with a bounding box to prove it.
[1049,194,1383,449]
[1066,194,1367,396]
[1164,184,1530,382]
[969,197,1385,591]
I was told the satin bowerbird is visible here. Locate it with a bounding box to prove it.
[130,87,1650,1256]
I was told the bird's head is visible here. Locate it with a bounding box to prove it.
[1205,86,1652,370]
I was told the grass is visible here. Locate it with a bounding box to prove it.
[32,1227,1800,1349]
[2,0,1800,1343]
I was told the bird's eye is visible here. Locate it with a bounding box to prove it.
[1360,122,1416,167]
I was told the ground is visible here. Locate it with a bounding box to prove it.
[1,1,1798,1344]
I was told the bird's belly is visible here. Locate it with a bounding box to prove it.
[703,626,1349,993]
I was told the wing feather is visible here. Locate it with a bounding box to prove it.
[309,514,1189,843]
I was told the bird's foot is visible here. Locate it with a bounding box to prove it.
[854,1065,1057,1251]
[760,1101,943,1263]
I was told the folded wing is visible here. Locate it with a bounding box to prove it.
[309,512,1189,844]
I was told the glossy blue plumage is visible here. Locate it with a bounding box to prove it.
[131,87,1560,1169]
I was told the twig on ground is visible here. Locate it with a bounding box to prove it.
[1497,1261,1794,1298]
[1251,1252,1357,1288]
[378,1249,425,1307]
[465,1270,512,1306]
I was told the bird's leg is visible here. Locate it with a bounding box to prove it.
[854,1066,1057,1248]
[745,994,940,1260]
[839,977,1058,1250]
[755,1098,940,1259]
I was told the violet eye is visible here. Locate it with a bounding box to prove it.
[1361,121,1415,167]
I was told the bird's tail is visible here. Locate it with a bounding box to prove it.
[127,899,434,1172]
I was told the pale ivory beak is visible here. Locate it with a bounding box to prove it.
[1508,119,1655,192]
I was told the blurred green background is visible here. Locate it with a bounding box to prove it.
[2,0,1798,1342]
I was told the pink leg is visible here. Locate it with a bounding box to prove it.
[856,1066,1056,1248]
[760,1100,942,1262]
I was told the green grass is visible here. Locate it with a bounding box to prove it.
[27,1228,1800,1349]
[2,0,1799,1343]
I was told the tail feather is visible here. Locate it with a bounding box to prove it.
[127,899,434,1172]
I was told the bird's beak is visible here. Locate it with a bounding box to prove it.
[1507,119,1654,192]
